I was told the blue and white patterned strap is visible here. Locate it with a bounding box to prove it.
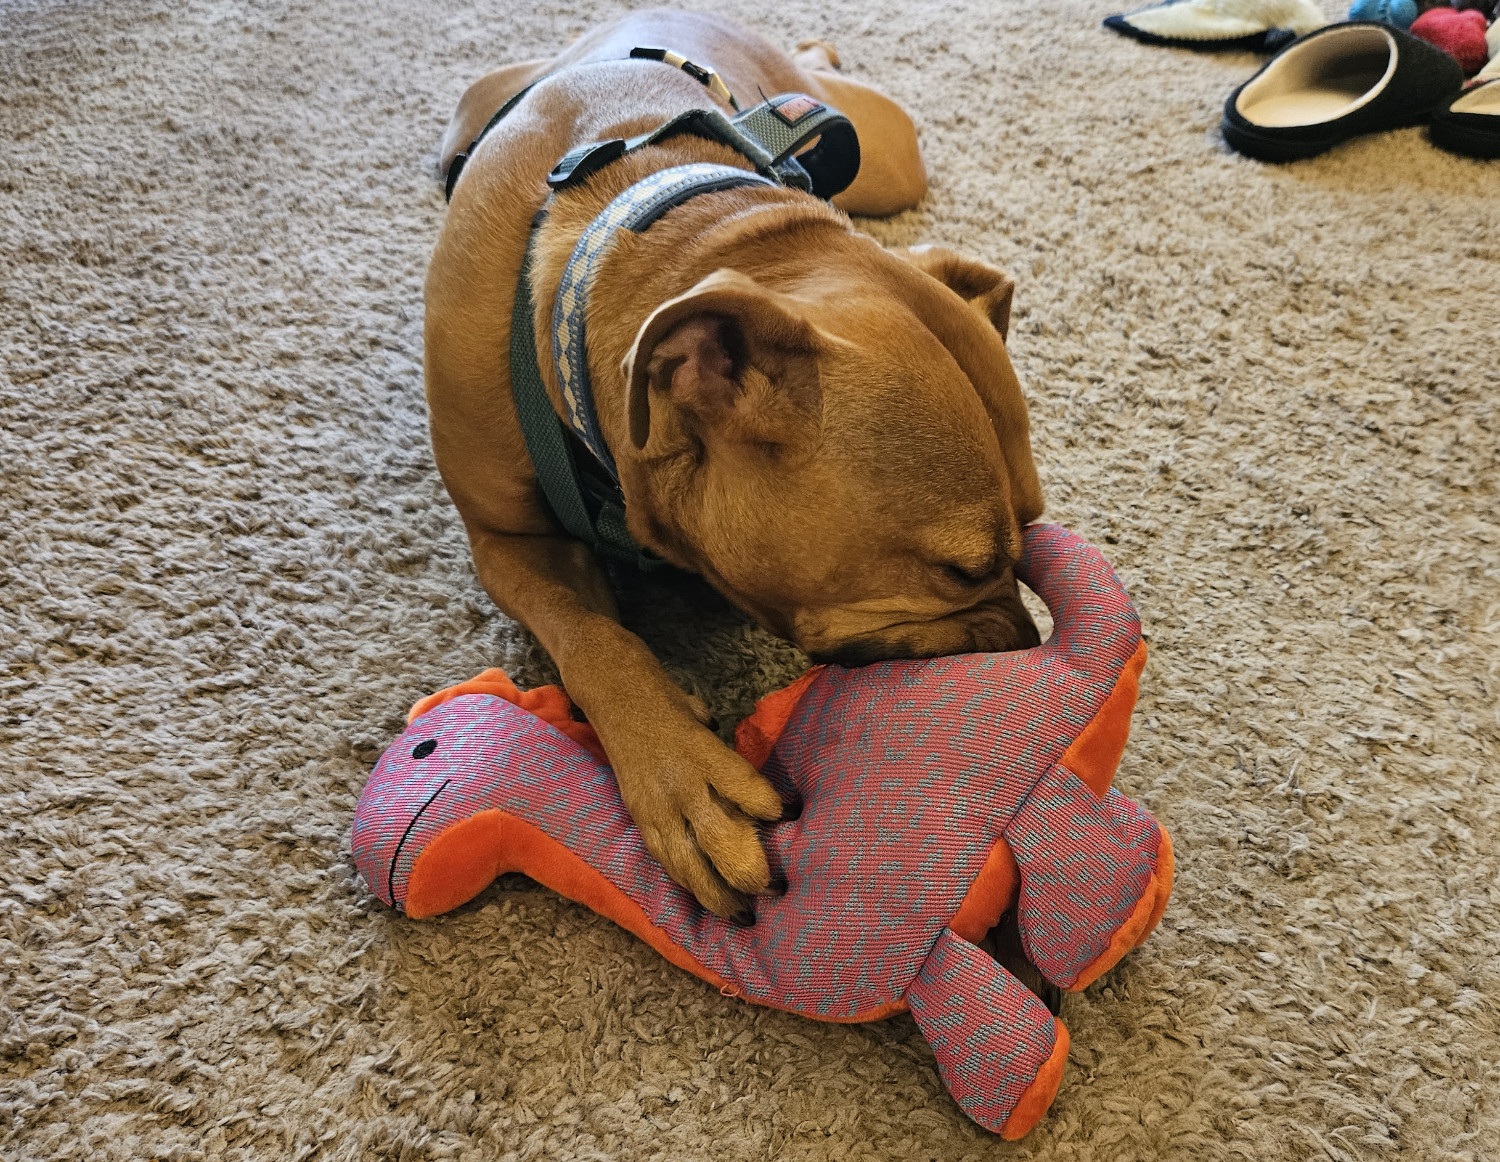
[550,163,777,479]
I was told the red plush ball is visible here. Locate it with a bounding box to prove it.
[1411,7,1491,76]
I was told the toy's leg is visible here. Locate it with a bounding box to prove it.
[906,928,1069,1140]
[1004,765,1173,992]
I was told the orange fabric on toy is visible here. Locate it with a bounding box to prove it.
[733,665,825,768]
[1062,640,1147,797]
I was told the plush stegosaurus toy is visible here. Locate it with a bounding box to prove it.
[352,524,1172,1138]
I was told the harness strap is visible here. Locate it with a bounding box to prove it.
[511,163,776,569]
[628,46,739,110]
[547,92,859,201]
[551,163,779,480]
[447,46,781,204]
[445,78,544,203]
[510,234,660,569]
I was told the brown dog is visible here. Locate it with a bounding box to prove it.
[425,10,1043,920]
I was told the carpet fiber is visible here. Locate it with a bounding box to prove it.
[3,0,1498,1158]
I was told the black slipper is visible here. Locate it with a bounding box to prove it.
[1429,79,1500,159]
[1222,21,1464,161]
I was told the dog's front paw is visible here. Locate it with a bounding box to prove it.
[610,719,785,920]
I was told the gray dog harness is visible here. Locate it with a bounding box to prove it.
[446,50,861,568]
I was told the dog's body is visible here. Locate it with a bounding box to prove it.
[425,10,1044,918]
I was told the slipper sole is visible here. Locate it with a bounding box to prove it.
[1429,118,1500,158]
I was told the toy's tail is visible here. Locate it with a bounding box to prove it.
[1017,524,1150,800]
[736,524,1146,782]
[1008,524,1171,990]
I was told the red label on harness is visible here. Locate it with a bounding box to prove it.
[774,95,821,125]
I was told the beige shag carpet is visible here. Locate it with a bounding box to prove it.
[3,0,1498,1158]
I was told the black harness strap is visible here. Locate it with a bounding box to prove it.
[444,55,861,206]
[546,92,859,199]
[445,78,544,203]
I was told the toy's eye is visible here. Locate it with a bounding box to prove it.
[412,739,438,759]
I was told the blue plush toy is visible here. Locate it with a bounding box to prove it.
[1348,0,1419,30]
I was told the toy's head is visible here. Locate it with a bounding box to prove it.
[351,676,620,915]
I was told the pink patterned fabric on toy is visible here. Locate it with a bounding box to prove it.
[352,524,1172,1139]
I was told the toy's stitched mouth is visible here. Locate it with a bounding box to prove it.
[387,778,451,909]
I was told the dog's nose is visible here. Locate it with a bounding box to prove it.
[966,605,1042,653]
[810,600,1040,665]
[808,638,899,667]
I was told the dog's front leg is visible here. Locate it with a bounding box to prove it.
[465,523,783,920]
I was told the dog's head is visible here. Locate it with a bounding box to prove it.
[620,239,1044,663]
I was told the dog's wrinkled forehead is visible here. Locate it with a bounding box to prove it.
[813,308,1007,493]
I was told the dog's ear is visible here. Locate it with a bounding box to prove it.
[624,269,823,458]
[899,245,1015,342]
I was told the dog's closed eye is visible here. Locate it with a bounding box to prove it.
[939,543,1004,588]
[942,562,993,587]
